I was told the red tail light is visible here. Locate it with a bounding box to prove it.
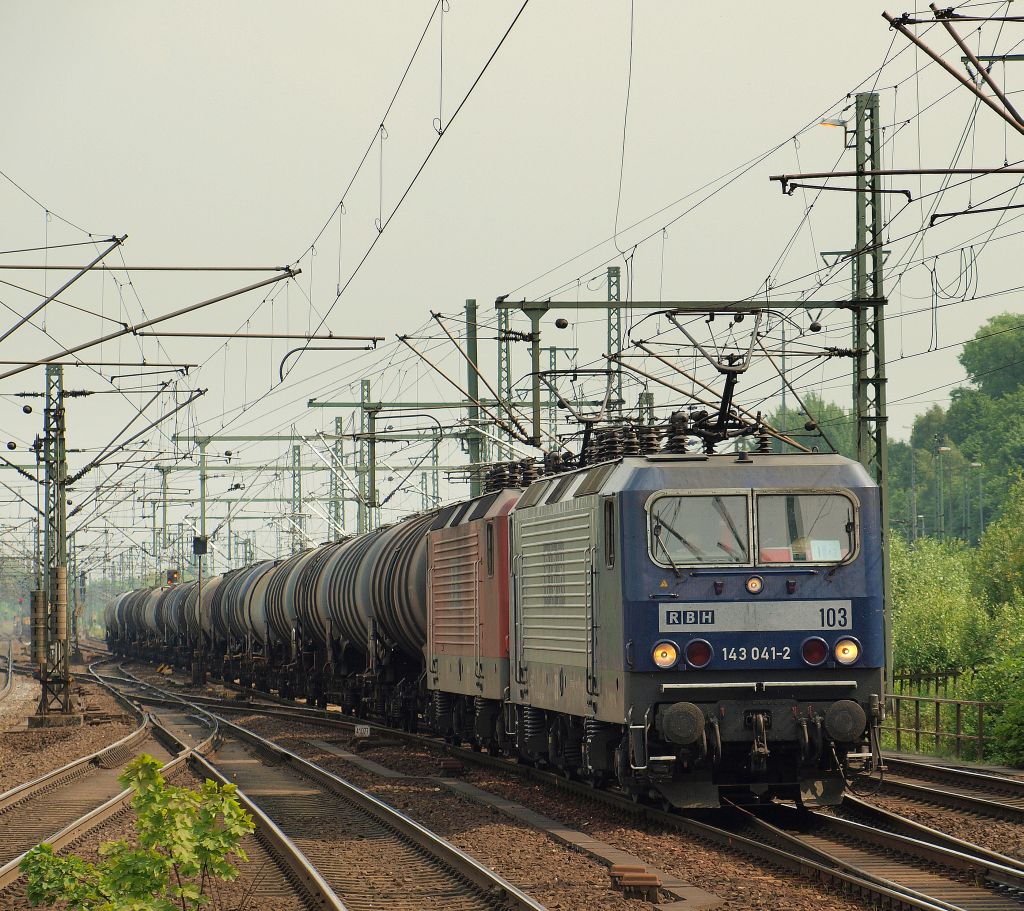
[685,639,713,668]
[802,637,828,666]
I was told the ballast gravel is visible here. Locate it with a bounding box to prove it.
[239,714,871,911]
[862,792,1024,860]
[0,674,136,796]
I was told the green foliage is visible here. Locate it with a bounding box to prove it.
[890,536,991,670]
[20,755,254,911]
[974,475,1024,606]
[959,311,1024,399]
[762,392,855,457]
[886,312,1024,541]
[966,602,1024,765]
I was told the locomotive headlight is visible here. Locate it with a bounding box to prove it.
[834,637,861,665]
[745,575,764,595]
[652,641,679,668]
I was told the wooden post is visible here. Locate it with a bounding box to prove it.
[955,702,962,759]
[978,703,986,760]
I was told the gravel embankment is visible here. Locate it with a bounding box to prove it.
[122,663,1024,909]
[0,674,136,795]
[232,714,655,911]
[238,715,869,911]
[0,767,306,911]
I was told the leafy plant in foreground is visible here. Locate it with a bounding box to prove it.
[20,754,255,911]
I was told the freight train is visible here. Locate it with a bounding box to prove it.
[106,447,885,808]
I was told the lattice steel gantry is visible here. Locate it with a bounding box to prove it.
[853,91,892,682]
[37,365,74,717]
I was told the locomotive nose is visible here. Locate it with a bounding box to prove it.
[658,701,707,744]
[825,699,868,742]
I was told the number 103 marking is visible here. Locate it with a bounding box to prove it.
[819,606,849,627]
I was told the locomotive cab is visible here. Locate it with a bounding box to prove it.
[623,453,883,806]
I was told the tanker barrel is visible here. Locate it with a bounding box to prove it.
[288,546,335,649]
[363,512,438,658]
[319,530,384,654]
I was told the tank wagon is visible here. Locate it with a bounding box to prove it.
[108,450,883,807]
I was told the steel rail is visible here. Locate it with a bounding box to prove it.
[119,669,1006,911]
[842,794,1024,877]
[183,752,348,911]
[84,666,347,910]
[763,802,1024,901]
[0,746,197,890]
[884,756,1024,797]
[879,774,1024,823]
[731,801,1016,911]
[0,706,153,816]
[439,737,968,911]
[104,666,546,911]
[0,671,214,892]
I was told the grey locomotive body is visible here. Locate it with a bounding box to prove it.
[508,451,883,806]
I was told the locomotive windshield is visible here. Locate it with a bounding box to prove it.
[649,494,749,565]
[756,493,854,563]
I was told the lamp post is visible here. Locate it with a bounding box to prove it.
[970,462,983,539]
[937,446,951,540]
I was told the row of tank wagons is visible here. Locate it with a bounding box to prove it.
[107,489,520,718]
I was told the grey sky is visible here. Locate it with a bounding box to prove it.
[0,2,1018,570]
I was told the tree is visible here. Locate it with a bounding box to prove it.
[909,404,949,452]
[762,393,855,457]
[959,312,1024,399]
[20,755,254,911]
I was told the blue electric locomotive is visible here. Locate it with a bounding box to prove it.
[508,449,883,807]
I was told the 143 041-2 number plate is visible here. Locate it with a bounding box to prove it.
[720,645,792,661]
[658,601,853,633]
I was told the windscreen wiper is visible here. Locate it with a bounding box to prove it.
[712,496,746,558]
[653,526,683,578]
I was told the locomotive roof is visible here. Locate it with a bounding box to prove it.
[515,452,874,509]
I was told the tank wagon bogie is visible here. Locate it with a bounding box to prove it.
[107,450,884,809]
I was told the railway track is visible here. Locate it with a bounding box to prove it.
[741,801,1024,911]
[0,683,178,878]
[96,666,547,911]
[0,678,349,911]
[119,665,1024,911]
[879,757,1024,823]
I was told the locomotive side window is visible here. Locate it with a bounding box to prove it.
[648,494,750,566]
[486,521,495,576]
[603,498,615,568]
[755,493,855,563]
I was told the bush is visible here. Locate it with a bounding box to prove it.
[890,536,992,670]
[975,476,1024,606]
[20,754,254,911]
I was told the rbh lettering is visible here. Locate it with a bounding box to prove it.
[663,608,715,627]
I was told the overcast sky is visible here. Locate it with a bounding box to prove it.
[1,2,1019,571]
